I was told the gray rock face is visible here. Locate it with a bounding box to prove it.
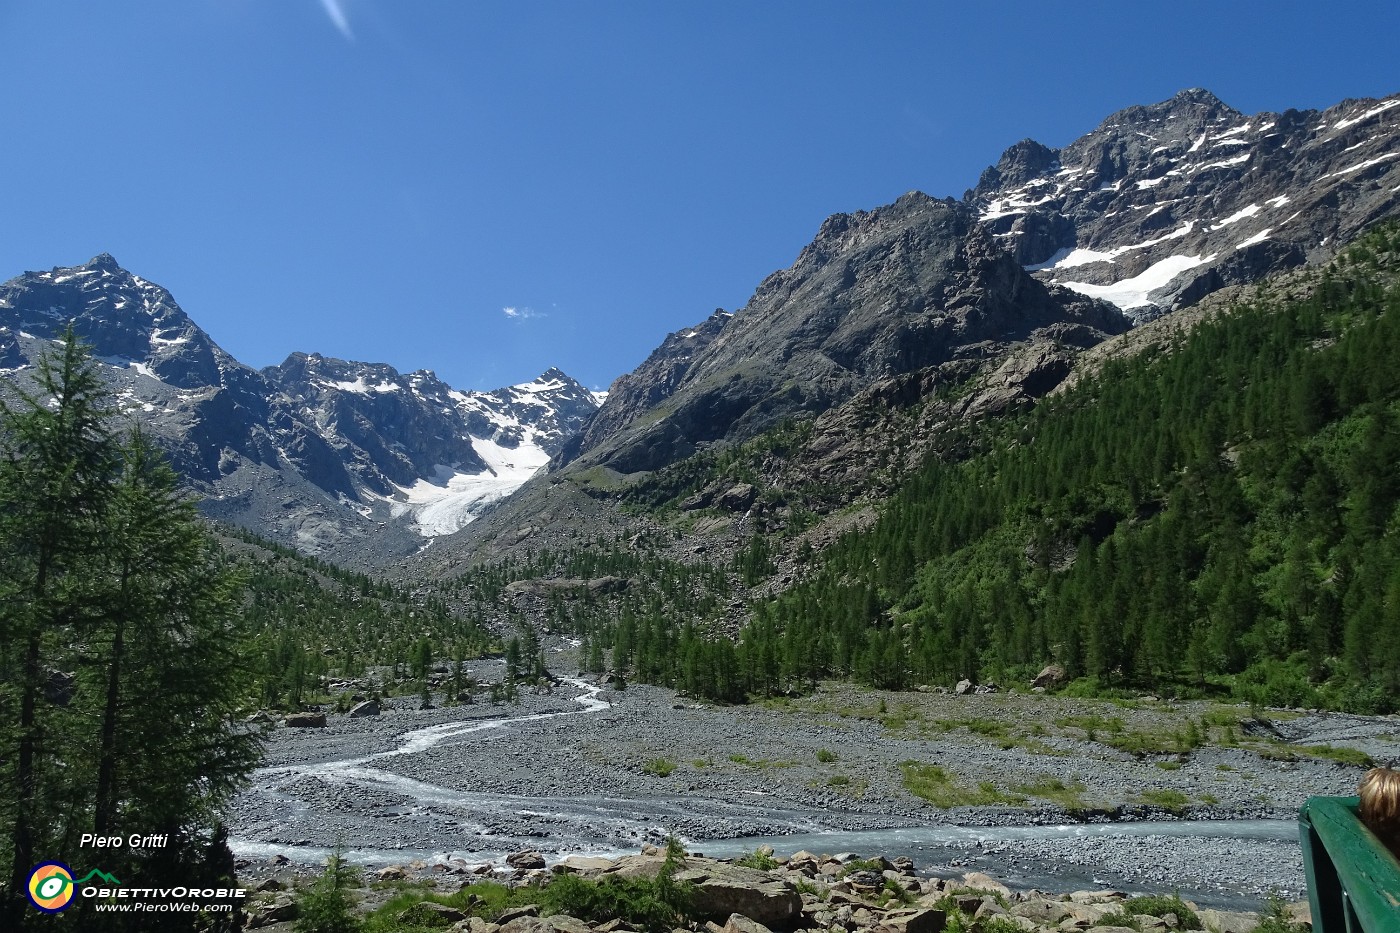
[560,193,1129,476]
[0,255,601,563]
[969,88,1400,321]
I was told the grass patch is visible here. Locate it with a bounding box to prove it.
[1155,760,1183,771]
[964,717,1011,739]
[1302,744,1375,767]
[826,774,850,786]
[816,748,839,763]
[1138,788,1191,813]
[900,761,1020,808]
[642,757,677,777]
[729,753,796,769]
[1013,776,1092,813]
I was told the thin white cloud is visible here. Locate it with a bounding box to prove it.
[502,306,544,320]
[318,0,354,41]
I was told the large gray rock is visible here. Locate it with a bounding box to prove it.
[505,850,546,870]
[673,861,803,927]
[283,712,326,728]
[1196,909,1261,933]
[884,907,947,933]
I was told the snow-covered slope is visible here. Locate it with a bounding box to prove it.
[265,353,600,537]
[0,254,601,559]
[969,89,1400,321]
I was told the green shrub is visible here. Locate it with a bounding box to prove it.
[1013,776,1091,812]
[540,872,690,933]
[1124,893,1201,930]
[816,748,839,763]
[295,854,362,933]
[1251,895,1308,933]
[1095,910,1141,930]
[734,848,780,870]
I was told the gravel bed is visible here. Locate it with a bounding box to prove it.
[226,673,1399,909]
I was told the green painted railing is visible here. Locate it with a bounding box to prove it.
[1299,796,1400,933]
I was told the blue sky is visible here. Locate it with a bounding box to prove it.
[2,2,1397,392]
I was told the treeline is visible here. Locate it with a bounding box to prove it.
[444,541,746,697]
[733,223,1400,711]
[222,532,499,708]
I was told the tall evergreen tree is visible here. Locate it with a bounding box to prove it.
[0,335,260,931]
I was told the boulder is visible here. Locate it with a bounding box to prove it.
[954,679,974,696]
[552,855,615,875]
[956,872,1012,898]
[544,917,592,933]
[284,712,326,728]
[1032,664,1067,688]
[716,483,758,511]
[348,699,380,717]
[399,901,468,926]
[1195,909,1260,933]
[505,850,546,870]
[722,914,773,933]
[494,905,540,925]
[883,907,947,933]
[1011,900,1074,925]
[675,862,803,927]
[247,896,298,928]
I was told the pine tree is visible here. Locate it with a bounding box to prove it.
[0,335,261,930]
[0,332,118,925]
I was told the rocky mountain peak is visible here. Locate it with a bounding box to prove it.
[0,258,602,558]
[557,188,1129,475]
[970,88,1400,321]
[87,252,124,273]
[969,140,1059,202]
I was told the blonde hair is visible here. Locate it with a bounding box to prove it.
[1359,767,1400,850]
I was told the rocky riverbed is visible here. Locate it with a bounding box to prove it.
[226,667,1399,911]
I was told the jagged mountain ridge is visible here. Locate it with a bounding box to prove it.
[553,88,1399,481]
[557,193,1130,475]
[970,88,1400,320]
[0,254,599,560]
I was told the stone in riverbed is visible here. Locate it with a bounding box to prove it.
[283,712,326,728]
[505,850,546,870]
